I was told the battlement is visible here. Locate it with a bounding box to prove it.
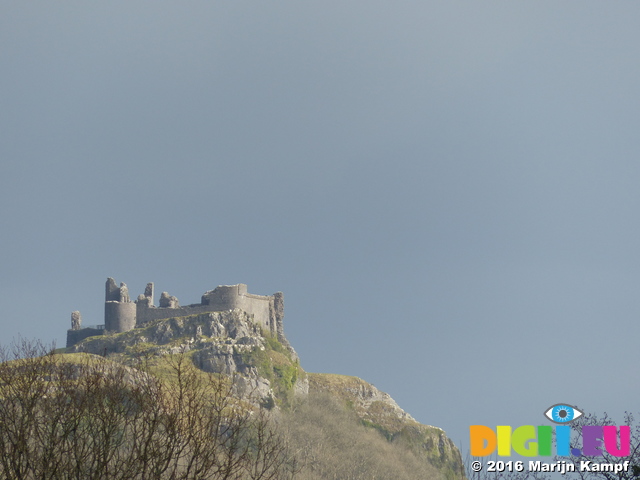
[67,278,286,349]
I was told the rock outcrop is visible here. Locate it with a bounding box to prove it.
[69,309,302,402]
[309,373,465,479]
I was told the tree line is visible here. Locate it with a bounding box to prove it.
[0,340,298,480]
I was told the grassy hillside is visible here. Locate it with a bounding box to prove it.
[56,311,464,480]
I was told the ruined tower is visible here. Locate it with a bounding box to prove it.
[104,277,136,333]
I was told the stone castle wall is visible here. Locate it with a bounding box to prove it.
[66,327,104,349]
[136,284,279,336]
[67,278,285,348]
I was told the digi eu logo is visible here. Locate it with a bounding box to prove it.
[470,404,631,457]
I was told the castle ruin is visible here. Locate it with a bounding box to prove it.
[67,278,285,349]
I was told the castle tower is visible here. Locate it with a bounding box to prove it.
[104,277,136,333]
[201,284,247,310]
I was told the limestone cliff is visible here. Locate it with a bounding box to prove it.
[70,310,464,480]
[309,373,464,479]
[69,310,304,402]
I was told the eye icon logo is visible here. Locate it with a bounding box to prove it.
[544,404,583,424]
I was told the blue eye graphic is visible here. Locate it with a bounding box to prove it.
[544,404,583,424]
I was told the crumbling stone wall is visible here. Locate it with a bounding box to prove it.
[66,327,103,349]
[68,279,287,348]
[71,311,82,330]
[136,284,284,339]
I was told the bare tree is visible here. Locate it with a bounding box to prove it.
[0,340,298,480]
[557,411,640,480]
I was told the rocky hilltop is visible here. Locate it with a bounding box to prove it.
[69,308,464,480]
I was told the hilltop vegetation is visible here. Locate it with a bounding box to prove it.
[2,312,465,479]
[0,340,297,480]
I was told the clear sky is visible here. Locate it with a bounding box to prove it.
[2,1,639,455]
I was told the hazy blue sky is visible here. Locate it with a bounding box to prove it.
[2,1,640,455]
